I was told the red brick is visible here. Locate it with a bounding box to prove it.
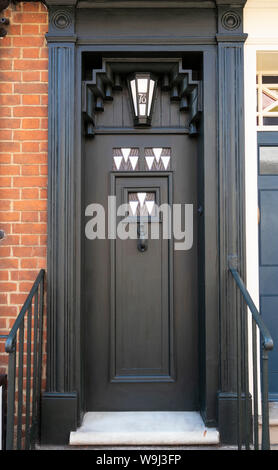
[14,83,48,94]
[21,212,39,222]
[0,71,21,82]
[13,106,48,118]
[0,107,12,117]
[12,223,47,234]
[0,272,9,281]
[13,247,35,257]
[0,60,13,70]
[40,48,48,59]
[0,246,11,256]
[39,212,47,222]
[22,71,40,82]
[13,176,47,187]
[0,142,20,153]
[14,270,37,281]
[0,166,20,176]
[13,153,47,164]
[22,24,39,35]
[8,24,21,35]
[23,48,40,59]
[0,177,12,187]
[0,259,18,269]
[13,35,44,48]
[21,119,40,129]
[0,235,20,246]
[0,282,17,292]
[40,71,48,82]
[0,118,21,129]
[0,48,21,59]
[19,282,34,293]
[20,258,39,269]
[14,130,47,140]
[0,189,20,199]
[41,95,48,105]
[0,305,17,316]
[12,13,48,24]
[10,294,28,305]
[21,235,39,246]
[0,142,21,153]
[40,165,48,175]
[0,94,21,106]
[21,188,39,199]
[14,200,47,211]
[0,200,11,210]
[0,154,11,164]
[13,59,48,71]
[22,94,41,104]
[0,212,20,222]
[0,293,8,304]
[0,36,11,47]
[0,130,12,140]
[0,83,13,93]
[21,142,40,152]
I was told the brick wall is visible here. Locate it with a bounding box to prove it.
[0,1,48,381]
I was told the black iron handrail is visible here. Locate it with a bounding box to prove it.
[3,269,45,450]
[229,264,274,450]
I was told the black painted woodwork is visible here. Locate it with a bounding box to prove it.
[84,133,198,411]
[42,0,247,444]
[258,132,278,401]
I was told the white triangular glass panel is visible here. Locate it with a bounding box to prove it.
[145,200,155,215]
[137,192,147,207]
[145,156,154,170]
[113,156,122,170]
[129,156,138,170]
[129,201,138,216]
[148,80,155,116]
[161,156,170,170]
[153,148,163,162]
[121,148,131,162]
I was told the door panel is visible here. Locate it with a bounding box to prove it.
[83,133,198,411]
[112,176,173,381]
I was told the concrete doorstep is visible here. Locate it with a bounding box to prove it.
[69,412,220,447]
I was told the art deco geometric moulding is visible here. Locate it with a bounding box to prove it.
[82,57,202,136]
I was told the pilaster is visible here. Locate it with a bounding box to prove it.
[41,2,78,445]
[216,2,248,444]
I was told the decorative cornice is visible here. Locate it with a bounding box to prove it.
[214,0,247,5]
[216,33,248,43]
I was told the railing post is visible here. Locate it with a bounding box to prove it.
[6,343,16,450]
[261,348,270,450]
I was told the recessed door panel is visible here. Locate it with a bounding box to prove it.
[111,176,173,382]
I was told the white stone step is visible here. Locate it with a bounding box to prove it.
[259,402,278,445]
[69,411,219,446]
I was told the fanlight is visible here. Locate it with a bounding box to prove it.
[128,73,157,126]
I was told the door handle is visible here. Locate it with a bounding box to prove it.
[137,222,147,252]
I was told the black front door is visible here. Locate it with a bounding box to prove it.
[83,131,199,411]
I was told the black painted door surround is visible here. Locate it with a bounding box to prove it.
[42,0,247,446]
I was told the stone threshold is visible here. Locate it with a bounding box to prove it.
[69,411,220,446]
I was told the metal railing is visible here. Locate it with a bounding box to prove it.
[1,269,45,450]
[229,264,274,450]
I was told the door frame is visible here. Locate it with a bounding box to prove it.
[41,0,248,445]
[257,131,278,401]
